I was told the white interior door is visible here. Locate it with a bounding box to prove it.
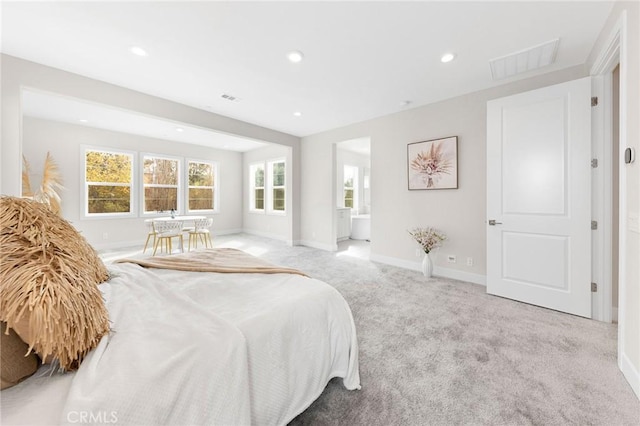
[486,77,592,318]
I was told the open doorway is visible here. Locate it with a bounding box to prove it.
[334,137,371,258]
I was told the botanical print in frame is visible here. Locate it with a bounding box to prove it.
[407,136,458,190]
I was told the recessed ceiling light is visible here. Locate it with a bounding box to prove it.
[441,53,456,63]
[293,111,302,117]
[399,100,412,107]
[130,46,148,57]
[78,119,88,123]
[175,127,184,132]
[287,51,304,63]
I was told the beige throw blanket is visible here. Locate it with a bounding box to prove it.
[114,248,308,277]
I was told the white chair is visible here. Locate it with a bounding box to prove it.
[142,219,157,253]
[153,220,184,255]
[188,218,213,251]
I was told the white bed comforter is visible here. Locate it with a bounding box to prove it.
[1,263,360,426]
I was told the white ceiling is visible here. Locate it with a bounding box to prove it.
[2,1,613,138]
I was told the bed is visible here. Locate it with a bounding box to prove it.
[1,249,361,425]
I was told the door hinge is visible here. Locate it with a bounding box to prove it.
[591,158,598,168]
[591,96,598,107]
[591,282,598,292]
[591,220,598,230]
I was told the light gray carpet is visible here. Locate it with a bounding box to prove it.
[103,234,640,425]
[211,234,639,426]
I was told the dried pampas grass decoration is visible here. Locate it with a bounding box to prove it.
[22,156,33,198]
[22,152,64,215]
[0,196,110,370]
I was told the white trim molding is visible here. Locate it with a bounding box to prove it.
[242,228,288,242]
[620,352,640,400]
[213,228,244,237]
[370,253,486,286]
[589,8,638,401]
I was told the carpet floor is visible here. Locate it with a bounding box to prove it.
[103,234,640,425]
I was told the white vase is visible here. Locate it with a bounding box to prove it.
[421,252,433,278]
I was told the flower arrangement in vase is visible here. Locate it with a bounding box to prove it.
[408,227,447,278]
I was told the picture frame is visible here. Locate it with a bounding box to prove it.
[407,136,458,190]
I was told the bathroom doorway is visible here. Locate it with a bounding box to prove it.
[335,137,371,255]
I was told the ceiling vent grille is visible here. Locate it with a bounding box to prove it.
[489,38,560,81]
[221,93,241,102]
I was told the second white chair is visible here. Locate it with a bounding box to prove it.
[153,220,184,255]
[188,218,213,250]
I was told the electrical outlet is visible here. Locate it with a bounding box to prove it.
[415,248,422,257]
[466,257,473,267]
[447,255,456,263]
[102,232,109,240]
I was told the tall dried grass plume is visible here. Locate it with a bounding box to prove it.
[22,152,64,215]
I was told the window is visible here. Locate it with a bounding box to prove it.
[344,165,357,211]
[143,154,180,214]
[83,148,134,216]
[270,160,285,212]
[250,163,265,211]
[250,159,286,214]
[188,160,217,212]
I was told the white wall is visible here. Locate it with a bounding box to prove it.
[0,54,302,241]
[587,0,640,398]
[301,65,587,282]
[242,144,293,243]
[22,117,243,249]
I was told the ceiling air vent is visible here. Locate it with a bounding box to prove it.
[221,93,241,102]
[489,38,560,81]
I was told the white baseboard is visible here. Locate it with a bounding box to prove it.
[213,228,244,236]
[620,352,640,400]
[299,240,338,252]
[369,253,486,286]
[370,253,421,271]
[433,265,487,286]
[241,228,288,242]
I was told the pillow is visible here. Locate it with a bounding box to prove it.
[0,196,110,370]
[1,321,39,389]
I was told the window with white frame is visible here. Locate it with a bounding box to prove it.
[188,160,217,212]
[250,159,286,214]
[344,165,357,211]
[269,160,286,212]
[143,154,180,214]
[83,147,134,216]
[249,163,265,211]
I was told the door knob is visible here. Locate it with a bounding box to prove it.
[488,220,502,226]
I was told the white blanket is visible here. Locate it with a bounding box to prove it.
[1,263,360,426]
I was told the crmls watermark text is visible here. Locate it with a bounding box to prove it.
[67,411,118,424]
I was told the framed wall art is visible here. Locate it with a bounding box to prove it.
[407,136,458,190]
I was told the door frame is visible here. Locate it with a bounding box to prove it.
[589,10,635,394]
[590,70,615,323]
